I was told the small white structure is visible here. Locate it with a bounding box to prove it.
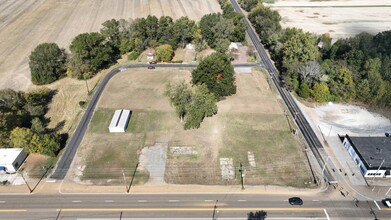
[147,53,154,61]
[186,43,195,50]
[229,42,240,50]
[108,109,131,133]
[0,148,28,173]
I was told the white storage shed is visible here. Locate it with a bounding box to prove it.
[0,148,28,173]
[108,109,131,133]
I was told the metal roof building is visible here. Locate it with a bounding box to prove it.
[108,109,131,133]
[342,135,391,177]
[0,148,28,173]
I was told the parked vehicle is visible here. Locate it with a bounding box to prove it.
[149,61,157,64]
[383,198,391,208]
[385,131,391,137]
[147,66,155,69]
[288,197,303,205]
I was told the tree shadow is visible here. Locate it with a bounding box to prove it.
[247,210,267,220]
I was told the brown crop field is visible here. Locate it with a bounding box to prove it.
[0,0,221,90]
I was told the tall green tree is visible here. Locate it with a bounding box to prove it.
[192,52,236,97]
[311,82,330,102]
[100,19,121,48]
[165,81,192,121]
[155,44,174,62]
[172,17,196,48]
[199,13,221,48]
[157,16,174,45]
[69,32,115,78]
[184,84,218,129]
[10,127,34,150]
[239,0,259,12]
[363,58,385,104]
[29,43,67,85]
[248,5,281,47]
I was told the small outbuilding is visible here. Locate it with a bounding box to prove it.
[0,148,28,173]
[108,109,131,133]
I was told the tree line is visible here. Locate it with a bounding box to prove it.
[0,88,65,156]
[242,0,391,107]
[29,2,246,85]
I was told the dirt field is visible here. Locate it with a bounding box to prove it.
[0,0,221,91]
[72,69,312,187]
[267,0,391,40]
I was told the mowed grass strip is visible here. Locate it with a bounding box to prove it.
[220,113,312,187]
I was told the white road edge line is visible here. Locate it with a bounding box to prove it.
[104,200,114,203]
[0,201,5,203]
[374,200,381,210]
[72,200,81,203]
[312,200,319,202]
[324,208,330,220]
[169,200,179,202]
[204,200,213,202]
[238,200,247,202]
[137,200,147,203]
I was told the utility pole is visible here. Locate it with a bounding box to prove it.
[372,159,385,183]
[20,172,32,193]
[239,163,245,190]
[122,169,128,192]
[212,200,218,220]
[84,77,90,95]
[321,156,329,183]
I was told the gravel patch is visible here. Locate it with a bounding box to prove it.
[139,143,168,185]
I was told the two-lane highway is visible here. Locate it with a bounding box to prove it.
[0,193,389,219]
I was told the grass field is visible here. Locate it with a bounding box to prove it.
[75,68,312,187]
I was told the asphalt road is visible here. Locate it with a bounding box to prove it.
[0,193,389,219]
[51,63,259,179]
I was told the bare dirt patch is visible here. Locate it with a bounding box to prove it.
[268,0,391,40]
[299,102,391,137]
[0,0,221,91]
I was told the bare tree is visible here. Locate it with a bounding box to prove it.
[298,60,322,87]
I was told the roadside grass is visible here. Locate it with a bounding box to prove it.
[81,133,147,183]
[219,113,312,187]
[88,108,113,133]
[26,156,57,179]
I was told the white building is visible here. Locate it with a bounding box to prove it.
[108,109,131,133]
[229,42,241,50]
[0,148,28,173]
[342,135,391,178]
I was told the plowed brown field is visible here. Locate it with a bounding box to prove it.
[0,0,221,90]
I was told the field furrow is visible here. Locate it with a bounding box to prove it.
[0,0,221,91]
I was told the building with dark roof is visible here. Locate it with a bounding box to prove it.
[342,134,391,178]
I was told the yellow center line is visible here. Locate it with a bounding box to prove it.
[0,210,27,212]
[58,207,323,212]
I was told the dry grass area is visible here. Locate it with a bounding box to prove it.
[268,0,391,40]
[73,69,312,187]
[0,0,221,91]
